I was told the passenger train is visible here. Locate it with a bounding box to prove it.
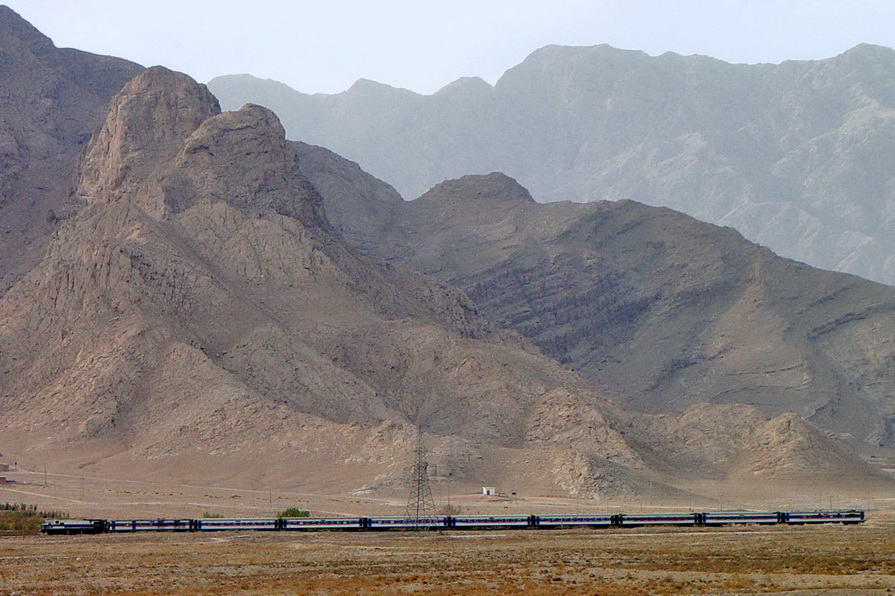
[41,509,865,535]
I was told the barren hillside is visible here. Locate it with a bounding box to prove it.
[294,145,895,451]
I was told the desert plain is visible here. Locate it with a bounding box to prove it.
[3,463,895,595]
[3,515,895,594]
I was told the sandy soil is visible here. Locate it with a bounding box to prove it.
[1,457,887,521]
[3,520,895,594]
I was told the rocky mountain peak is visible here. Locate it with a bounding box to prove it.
[838,43,895,64]
[434,76,493,97]
[0,9,142,298]
[170,102,326,226]
[416,173,536,208]
[77,67,220,209]
[346,78,413,97]
[0,6,55,56]
[77,68,326,227]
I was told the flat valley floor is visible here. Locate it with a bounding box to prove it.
[3,462,895,594]
[3,520,895,595]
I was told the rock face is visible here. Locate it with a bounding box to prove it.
[0,6,142,296]
[290,141,404,253]
[212,44,895,286]
[293,148,895,451]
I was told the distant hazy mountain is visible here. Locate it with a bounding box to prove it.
[293,142,895,451]
[211,44,895,286]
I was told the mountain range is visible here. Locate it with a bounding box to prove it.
[0,6,892,501]
[211,43,895,287]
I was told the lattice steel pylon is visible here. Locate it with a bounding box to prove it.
[405,427,437,528]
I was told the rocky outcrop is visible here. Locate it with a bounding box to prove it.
[624,404,889,486]
[76,67,221,211]
[212,44,895,286]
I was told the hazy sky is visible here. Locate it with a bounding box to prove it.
[6,1,895,94]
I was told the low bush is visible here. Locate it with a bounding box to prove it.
[0,503,68,535]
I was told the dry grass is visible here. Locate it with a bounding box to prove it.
[3,521,895,594]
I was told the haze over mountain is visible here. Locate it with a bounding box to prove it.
[212,44,895,286]
[293,144,895,452]
[0,8,890,501]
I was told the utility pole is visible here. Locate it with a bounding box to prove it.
[405,427,436,528]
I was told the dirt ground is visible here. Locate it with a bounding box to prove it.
[2,519,895,595]
[1,461,887,521]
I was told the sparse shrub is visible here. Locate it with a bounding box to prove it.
[0,503,68,534]
[202,512,224,518]
[277,507,309,517]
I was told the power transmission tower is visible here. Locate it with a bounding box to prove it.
[405,427,437,528]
